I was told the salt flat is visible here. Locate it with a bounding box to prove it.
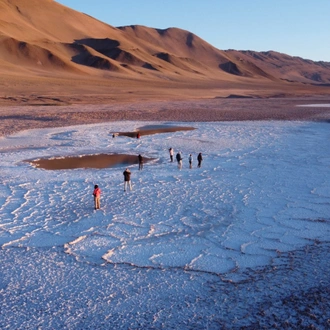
[0,120,330,329]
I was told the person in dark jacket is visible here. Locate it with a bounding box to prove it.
[123,168,132,191]
[176,152,183,169]
[138,154,143,170]
[197,153,203,168]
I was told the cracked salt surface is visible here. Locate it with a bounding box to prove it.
[0,120,330,329]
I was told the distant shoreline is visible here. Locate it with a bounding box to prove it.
[1,97,330,137]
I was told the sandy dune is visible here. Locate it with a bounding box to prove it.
[0,0,330,103]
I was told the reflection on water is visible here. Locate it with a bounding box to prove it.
[113,125,195,138]
[28,154,155,170]
[26,125,194,170]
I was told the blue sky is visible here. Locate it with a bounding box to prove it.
[56,0,330,62]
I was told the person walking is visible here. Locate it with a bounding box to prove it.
[188,154,193,169]
[176,152,183,169]
[169,148,174,162]
[93,184,101,210]
[123,168,133,191]
[138,154,143,170]
[197,152,203,168]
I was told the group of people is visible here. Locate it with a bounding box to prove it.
[169,148,203,170]
[92,148,203,210]
[93,167,133,209]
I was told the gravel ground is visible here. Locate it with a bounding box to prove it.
[1,97,330,137]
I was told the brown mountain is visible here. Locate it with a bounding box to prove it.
[224,50,330,85]
[0,0,329,106]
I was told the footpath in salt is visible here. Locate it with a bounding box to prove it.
[0,121,330,329]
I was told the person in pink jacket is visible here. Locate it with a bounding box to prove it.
[93,184,101,210]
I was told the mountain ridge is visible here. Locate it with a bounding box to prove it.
[0,0,329,105]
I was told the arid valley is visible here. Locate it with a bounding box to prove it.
[1,1,330,329]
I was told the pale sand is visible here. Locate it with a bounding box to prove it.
[1,97,330,138]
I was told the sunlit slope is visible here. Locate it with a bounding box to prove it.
[0,0,329,101]
[0,0,283,80]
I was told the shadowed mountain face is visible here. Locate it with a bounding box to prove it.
[224,50,330,84]
[0,0,329,103]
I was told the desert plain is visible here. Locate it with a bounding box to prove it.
[0,0,330,136]
[1,95,330,138]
